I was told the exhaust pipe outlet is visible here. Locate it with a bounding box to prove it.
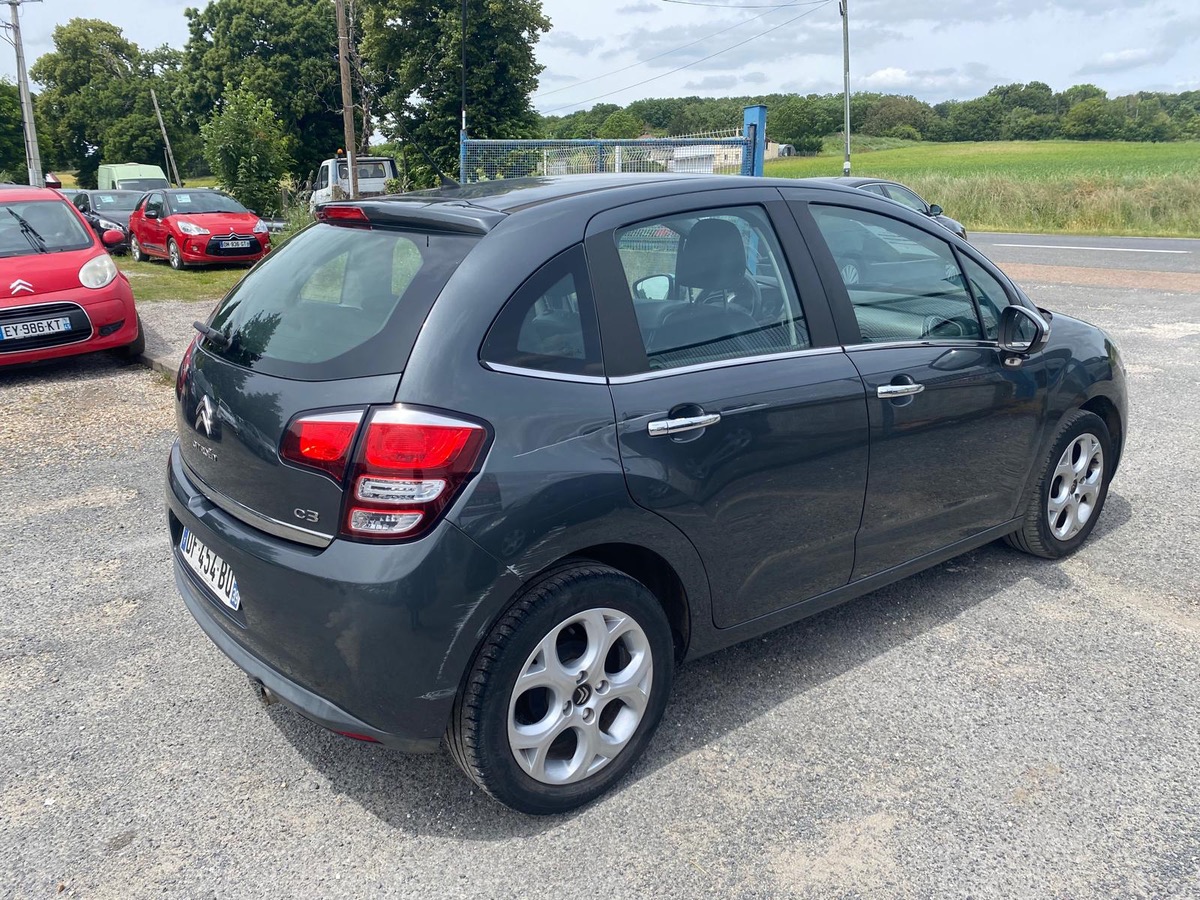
[249,677,280,707]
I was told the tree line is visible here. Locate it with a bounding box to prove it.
[543,83,1200,148]
[3,1,1197,206]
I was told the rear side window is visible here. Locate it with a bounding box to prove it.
[205,223,478,380]
[481,245,602,377]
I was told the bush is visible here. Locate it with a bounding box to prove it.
[885,124,922,141]
[201,89,293,215]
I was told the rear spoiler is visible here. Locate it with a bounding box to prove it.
[316,200,504,235]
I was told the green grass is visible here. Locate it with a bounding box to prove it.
[118,257,247,303]
[765,140,1200,236]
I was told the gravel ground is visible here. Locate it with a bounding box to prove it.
[137,299,219,375]
[1,278,1198,898]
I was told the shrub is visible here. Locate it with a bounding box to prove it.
[201,89,293,215]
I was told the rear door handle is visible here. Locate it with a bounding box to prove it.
[877,383,925,398]
[648,413,721,437]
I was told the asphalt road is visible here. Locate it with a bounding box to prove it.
[3,262,1199,898]
[974,232,1200,274]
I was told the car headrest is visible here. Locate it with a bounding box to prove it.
[676,218,746,291]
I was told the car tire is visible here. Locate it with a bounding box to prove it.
[447,562,674,815]
[129,235,145,263]
[168,239,184,270]
[115,314,146,360]
[1006,410,1112,559]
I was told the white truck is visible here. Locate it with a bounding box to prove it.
[308,156,398,212]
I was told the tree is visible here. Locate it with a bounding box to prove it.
[184,0,344,177]
[1060,97,1123,140]
[201,89,292,214]
[770,96,825,153]
[0,81,24,175]
[946,96,1004,141]
[361,0,549,185]
[861,95,934,138]
[598,110,643,139]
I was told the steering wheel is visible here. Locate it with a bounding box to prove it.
[922,315,968,339]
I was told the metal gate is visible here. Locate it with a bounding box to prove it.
[460,105,766,183]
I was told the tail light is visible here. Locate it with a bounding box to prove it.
[176,335,200,398]
[280,410,365,481]
[344,407,488,542]
[316,206,371,228]
[277,405,489,544]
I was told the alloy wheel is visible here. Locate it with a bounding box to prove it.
[508,607,653,786]
[1046,432,1104,541]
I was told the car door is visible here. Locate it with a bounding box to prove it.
[142,192,167,253]
[585,189,869,629]
[72,193,97,235]
[784,188,1046,579]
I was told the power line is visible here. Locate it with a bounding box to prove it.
[542,0,836,114]
[534,0,820,100]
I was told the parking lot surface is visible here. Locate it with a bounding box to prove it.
[2,269,1199,898]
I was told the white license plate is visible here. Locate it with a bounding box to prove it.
[180,527,241,611]
[0,316,72,340]
[221,240,252,249]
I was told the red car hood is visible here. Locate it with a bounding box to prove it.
[175,212,261,234]
[0,249,104,304]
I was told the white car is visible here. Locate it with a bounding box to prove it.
[309,157,398,212]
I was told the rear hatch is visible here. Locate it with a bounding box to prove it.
[176,218,480,545]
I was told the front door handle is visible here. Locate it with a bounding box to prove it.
[648,413,721,437]
[877,382,925,398]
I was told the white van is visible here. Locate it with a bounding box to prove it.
[98,163,171,192]
[309,156,398,211]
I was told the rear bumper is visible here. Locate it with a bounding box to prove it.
[0,280,139,366]
[164,441,510,750]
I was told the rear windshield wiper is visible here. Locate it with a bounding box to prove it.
[6,208,48,253]
[193,320,231,349]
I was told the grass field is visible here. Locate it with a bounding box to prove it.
[765,140,1200,236]
[118,257,246,303]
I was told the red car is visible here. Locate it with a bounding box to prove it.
[128,188,270,269]
[0,185,142,367]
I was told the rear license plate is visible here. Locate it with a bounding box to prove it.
[221,240,252,249]
[0,316,72,340]
[180,527,241,611]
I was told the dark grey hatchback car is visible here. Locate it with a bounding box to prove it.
[167,174,1127,814]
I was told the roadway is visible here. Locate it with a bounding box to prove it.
[974,232,1200,275]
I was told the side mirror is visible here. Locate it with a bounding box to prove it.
[999,305,1050,359]
[927,204,943,217]
[101,229,125,248]
[145,209,159,219]
[634,274,674,301]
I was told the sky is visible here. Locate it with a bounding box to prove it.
[2,0,1197,115]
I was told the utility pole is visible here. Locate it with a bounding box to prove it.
[334,0,359,198]
[150,87,183,187]
[460,0,467,183]
[6,0,43,186]
[840,0,851,176]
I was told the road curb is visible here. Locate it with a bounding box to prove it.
[138,351,177,378]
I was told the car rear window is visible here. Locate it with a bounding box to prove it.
[204,223,478,380]
[0,199,93,258]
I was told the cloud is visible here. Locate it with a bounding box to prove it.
[616,1,659,13]
[543,32,604,55]
[743,71,769,85]
[683,74,740,90]
[1076,15,1200,74]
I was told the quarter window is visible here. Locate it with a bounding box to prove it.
[481,245,602,377]
[810,205,982,344]
[614,206,809,371]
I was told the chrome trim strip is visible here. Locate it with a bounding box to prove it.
[182,460,334,549]
[0,300,93,354]
[608,346,842,384]
[481,361,608,384]
[844,339,999,352]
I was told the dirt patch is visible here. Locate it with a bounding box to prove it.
[1004,263,1200,294]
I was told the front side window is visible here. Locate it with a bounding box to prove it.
[146,193,164,217]
[884,184,928,213]
[0,200,94,258]
[961,256,1013,339]
[481,245,601,376]
[614,206,809,371]
[810,205,982,344]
